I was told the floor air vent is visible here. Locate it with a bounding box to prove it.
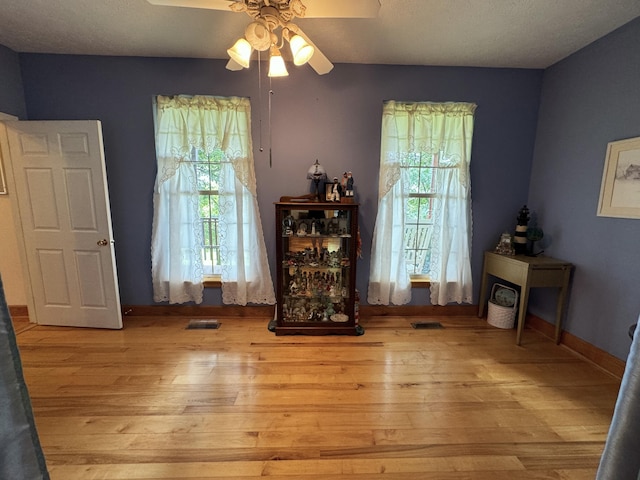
[186,319,220,330]
[411,321,443,329]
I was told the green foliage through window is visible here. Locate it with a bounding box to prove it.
[402,151,439,276]
[192,148,226,275]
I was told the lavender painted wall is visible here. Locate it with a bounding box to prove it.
[528,17,640,360]
[16,53,542,309]
[3,16,640,360]
[0,44,27,118]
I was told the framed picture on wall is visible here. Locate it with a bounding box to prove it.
[0,112,18,194]
[597,136,640,219]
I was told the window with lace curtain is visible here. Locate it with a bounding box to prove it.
[151,95,275,306]
[368,101,476,306]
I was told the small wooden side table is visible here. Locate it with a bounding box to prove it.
[478,251,573,345]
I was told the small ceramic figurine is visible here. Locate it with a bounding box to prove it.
[282,215,295,236]
[329,177,342,202]
[341,172,349,191]
[345,171,354,197]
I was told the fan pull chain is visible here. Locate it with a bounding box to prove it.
[269,76,273,168]
[257,50,264,153]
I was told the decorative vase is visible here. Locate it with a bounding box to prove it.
[513,205,529,255]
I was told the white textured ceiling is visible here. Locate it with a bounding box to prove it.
[1,0,639,69]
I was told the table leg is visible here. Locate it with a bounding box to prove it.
[478,265,488,318]
[554,268,571,344]
[516,286,531,346]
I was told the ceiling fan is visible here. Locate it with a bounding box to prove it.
[147,0,381,76]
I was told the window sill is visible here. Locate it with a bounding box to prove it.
[203,276,221,288]
[411,277,431,288]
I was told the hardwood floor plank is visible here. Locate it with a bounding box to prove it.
[34,412,415,434]
[14,315,621,480]
[45,473,599,480]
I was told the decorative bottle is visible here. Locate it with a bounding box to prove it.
[513,205,529,255]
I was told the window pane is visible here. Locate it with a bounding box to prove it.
[404,193,433,275]
[416,197,432,223]
[195,163,211,190]
[420,152,435,167]
[405,168,417,195]
[404,223,419,273]
[200,193,211,219]
[419,167,435,194]
[201,216,220,275]
[402,154,435,276]
[405,197,418,222]
[193,148,224,275]
[405,152,420,167]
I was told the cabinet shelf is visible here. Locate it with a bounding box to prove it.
[274,202,362,336]
[282,234,352,238]
[282,264,349,270]
[283,293,347,301]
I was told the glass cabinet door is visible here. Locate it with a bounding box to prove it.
[275,203,362,335]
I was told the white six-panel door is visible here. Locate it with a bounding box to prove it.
[3,120,122,329]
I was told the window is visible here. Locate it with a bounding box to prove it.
[403,151,437,276]
[151,95,275,306]
[368,101,476,306]
[193,148,223,276]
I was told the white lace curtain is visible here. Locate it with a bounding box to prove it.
[151,95,275,305]
[368,101,476,306]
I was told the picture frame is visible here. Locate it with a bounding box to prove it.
[325,183,339,202]
[0,141,6,195]
[597,136,640,219]
[0,112,18,194]
[0,161,7,195]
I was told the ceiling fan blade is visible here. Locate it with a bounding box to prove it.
[226,58,244,71]
[308,47,334,75]
[146,0,233,10]
[302,0,381,18]
[146,0,381,17]
[295,28,333,75]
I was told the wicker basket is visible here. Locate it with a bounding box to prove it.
[487,283,518,329]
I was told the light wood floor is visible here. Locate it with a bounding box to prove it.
[13,314,622,480]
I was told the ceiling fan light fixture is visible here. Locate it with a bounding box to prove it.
[227,38,253,69]
[289,34,314,66]
[268,45,289,77]
[245,19,273,51]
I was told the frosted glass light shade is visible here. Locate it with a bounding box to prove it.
[227,38,253,69]
[307,159,327,180]
[268,47,289,77]
[289,34,314,66]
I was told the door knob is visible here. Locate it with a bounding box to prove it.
[97,239,109,246]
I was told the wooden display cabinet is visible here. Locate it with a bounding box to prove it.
[273,202,363,335]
